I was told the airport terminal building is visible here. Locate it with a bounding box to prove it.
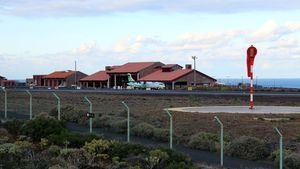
[80,62,216,90]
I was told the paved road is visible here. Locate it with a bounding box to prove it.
[5,88,300,97]
[0,111,275,169]
[169,106,300,114]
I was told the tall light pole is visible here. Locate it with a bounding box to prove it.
[74,61,77,89]
[192,56,198,87]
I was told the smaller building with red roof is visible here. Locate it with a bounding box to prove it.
[0,75,16,88]
[43,70,87,88]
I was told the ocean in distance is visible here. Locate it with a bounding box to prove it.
[217,78,300,89]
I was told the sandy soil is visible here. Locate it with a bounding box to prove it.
[1,90,300,144]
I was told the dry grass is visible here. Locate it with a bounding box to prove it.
[1,91,300,144]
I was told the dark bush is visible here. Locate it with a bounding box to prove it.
[108,142,149,159]
[226,136,270,160]
[48,131,102,148]
[50,105,86,124]
[132,122,155,138]
[270,150,300,169]
[153,128,169,142]
[285,153,300,169]
[2,120,25,135]
[21,116,66,141]
[188,132,220,151]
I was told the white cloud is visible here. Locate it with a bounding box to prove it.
[1,20,300,79]
[1,0,300,17]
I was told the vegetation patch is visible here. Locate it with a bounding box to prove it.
[132,122,155,138]
[187,132,226,152]
[226,136,270,160]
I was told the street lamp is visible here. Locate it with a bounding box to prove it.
[192,56,198,87]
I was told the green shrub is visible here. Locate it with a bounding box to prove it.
[0,128,11,143]
[226,136,269,160]
[108,142,149,159]
[132,122,155,138]
[48,145,61,156]
[188,132,220,151]
[58,148,90,168]
[14,140,32,150]
[48,131,102,148]
[0,141,33,162]
[147,149,169,169]
[111,119,128,133]
[285,153,300,169]
[50,105,86,124]
[270,150,300,169]
[21,115,66,141]
[153,128,169,142]
[2,120,25,135]
[83,139,111,155]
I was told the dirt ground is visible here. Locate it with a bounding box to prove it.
[1,90,300,145]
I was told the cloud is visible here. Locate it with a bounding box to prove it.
[247,21,300,42]
[1,0,300,17]
[1,20,300,79]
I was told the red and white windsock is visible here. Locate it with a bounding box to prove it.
[247,45,257,109]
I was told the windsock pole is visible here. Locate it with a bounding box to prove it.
[250,66,254,109]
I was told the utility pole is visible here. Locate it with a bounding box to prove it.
[75,61,77,89]
[192,56,198,87]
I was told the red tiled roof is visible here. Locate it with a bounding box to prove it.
[44,70,75,79]
[140,69,193,82]
[108,62,160,73]
[80,71,108,81]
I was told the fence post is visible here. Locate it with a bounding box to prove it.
[214,116,224,166]
[26,90,32,120]
[275,127,283,169]
[122,101,130,143]
[165,109,173,149]
[1,88,7,119]
[84,96,93,133]
[52,92,61,121]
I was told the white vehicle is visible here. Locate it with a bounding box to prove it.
[127,73,165,90]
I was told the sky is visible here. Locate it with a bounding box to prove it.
[0,0,300,79]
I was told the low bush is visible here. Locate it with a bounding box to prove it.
[2,120,25,135]
[285,153,300,169]
[94,115,127,130]
[0,141,34,166]
[21,115,66,141]
[83,139,112,155]
[270,150,300,169]
[188,132,220,151]
[132,122,155,138]
[0,128,11,143]
[58,148,92,168]
[147,149,169,169]
[108,142,149,159]
[48,131,102,148]
[48,145,61,156]
[226,136,270,160]
[50,105,86,124]
[153,128,169,142]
